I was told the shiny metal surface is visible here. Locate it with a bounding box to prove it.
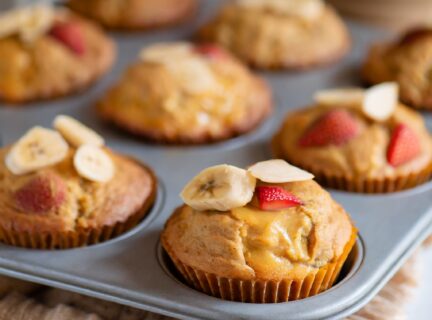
[0,1,431,319]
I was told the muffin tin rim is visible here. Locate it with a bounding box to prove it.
[0,2,430,319]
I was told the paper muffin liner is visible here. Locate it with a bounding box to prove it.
[272,134,432,193]
[0,160,157,250]
[0,206,148,249]
[162,230,357,303]
[285,161,432,194]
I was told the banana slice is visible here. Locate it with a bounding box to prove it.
[248,159,314,183]
[74,145,114,183]
[0,9,22,39]
[181,165,256,211]
[53,115,104,147]
[0,5,54,43]
[20,5,54,43]
[236,0,324,20]
[314,88,365,107]
[140,43,217,94]
[140,42,193,63]
[5,126,69,175]
[168,58,218,94]
[363,82,398,121]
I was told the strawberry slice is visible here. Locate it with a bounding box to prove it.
[14,173,66,214]
[299,109,359,147]
[194,44,226,60]
[255,186,303,211]
[387,124,421,167]
[49,22,86,56]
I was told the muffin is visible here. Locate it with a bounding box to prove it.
[0,5,115,104]
[67,0,197,30]
[273,83,432,193]
[363,27,432,110]
[162,159,357,303]
[0,115,156,249]
[97,42,272,144]
[197,0,350,69]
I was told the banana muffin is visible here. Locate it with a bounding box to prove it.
[0,5,115,104]
[0,116,156,249]
[162,160,357,303]
[97,42,272,144]
[363,27,432,110]
[197,0,350,69]
[273,84,432,192]
[67,0,197,30]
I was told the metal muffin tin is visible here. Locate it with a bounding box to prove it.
[0,1,431,319]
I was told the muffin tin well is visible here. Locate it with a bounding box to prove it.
[156,238,365,300]
[0,1,431,319]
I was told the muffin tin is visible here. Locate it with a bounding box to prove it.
[0,1,431,319]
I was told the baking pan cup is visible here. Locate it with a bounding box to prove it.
[161,229,357,303]
[0,162,157,250]
[272,134,432,193]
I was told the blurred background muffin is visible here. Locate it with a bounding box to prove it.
[363,28,432,110]
[198,0,350,69]
[0,4,115,104]
[67,0,197,30]
[97,42,272,144]
[328,0,432,31]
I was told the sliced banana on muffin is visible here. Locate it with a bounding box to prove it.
[181,165,256,211]
[74,144,114,183]
[314,82,399,122]
[6,127,69,175]
[181,159,314,211]
[5,115,115,183]
[54,115,104,147]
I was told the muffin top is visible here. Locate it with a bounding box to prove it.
[97,42,272,144]
[162,160,355,280]
[0,116,155,233]
[363,27,432,109]
[0,5,114,103]
[68,0,197,29]
[274,84,432,179]
[197,0,350,69]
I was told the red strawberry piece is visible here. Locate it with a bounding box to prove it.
[49,22,86,55]
[255,186,303,211]
[299,109,360,147]
[387,123,421,167]
[15,173,66,214]
[194,44,226,60]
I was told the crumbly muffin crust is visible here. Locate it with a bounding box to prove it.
[162,180,354,281]
[273,104,432,180]
[363,29,432,110]
[197,3,350,69]
[0,11,115,104]
[0,147,156,234]
[97,44,272,144]
[68,0,197,30]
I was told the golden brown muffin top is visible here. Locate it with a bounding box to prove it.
[163,179,354,281]
[0,9,114,103]
[197,1,350,69]
[363,28,432,109]
[97,42,271,143]
[275,101,432,179]
[0,147,155,233]
[68,0,196,29]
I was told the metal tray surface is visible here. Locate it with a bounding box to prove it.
[0,1,431,319]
